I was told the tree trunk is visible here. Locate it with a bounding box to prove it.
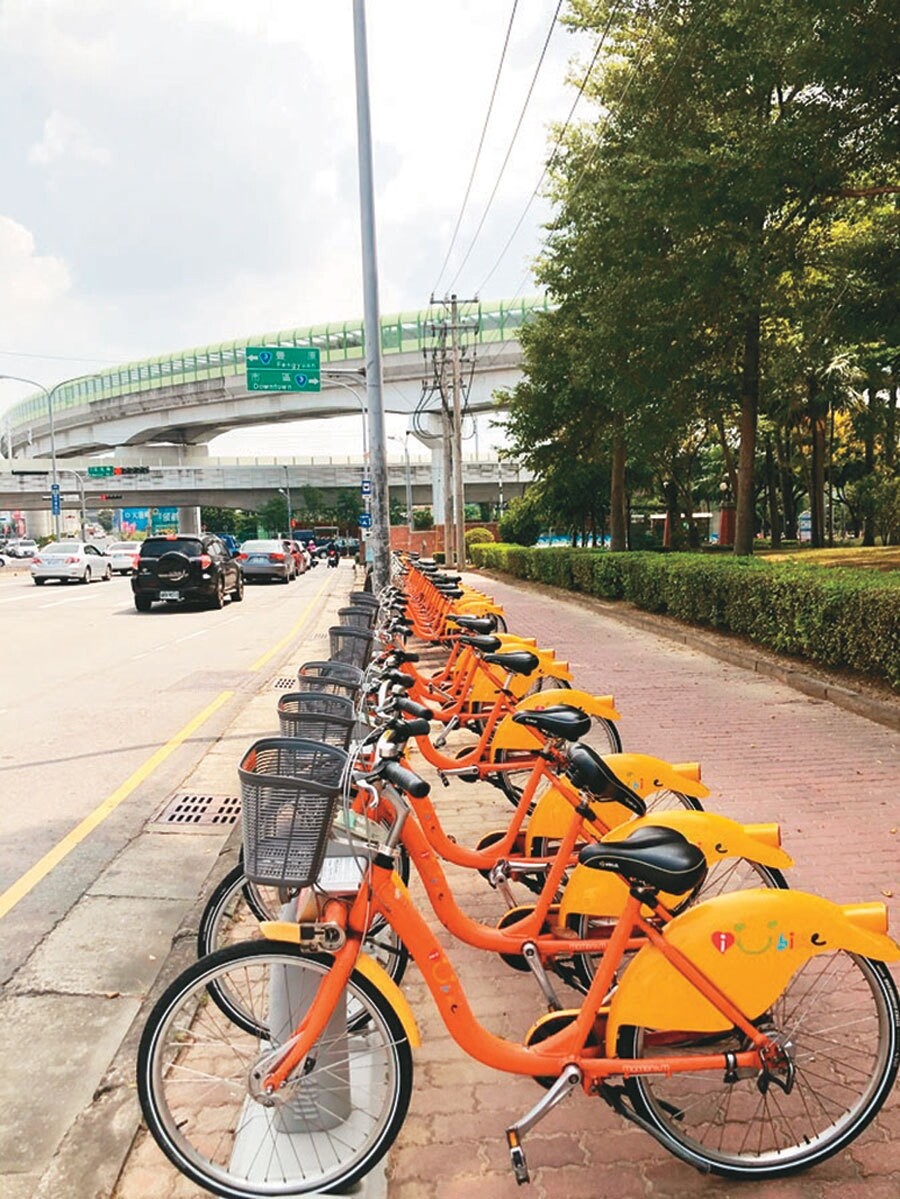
[775,424,798,539]
[734,305,761,555]
[764,435,782,547]
[862,385,877,547]
[885,382,898,469]
[807,374,827,548]
[609,434,627,551]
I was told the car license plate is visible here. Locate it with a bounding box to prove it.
[160,590,180,600]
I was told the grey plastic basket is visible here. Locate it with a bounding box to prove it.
[337,605,377,630]
[328,625,375,670]
[277,694,356,748]
[348,591,380,610]
[239,738,348,888]
[296,660,365,697]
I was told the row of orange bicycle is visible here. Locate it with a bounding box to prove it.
[135,555,900,1197]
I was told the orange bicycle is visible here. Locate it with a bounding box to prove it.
[138,757,900,1195]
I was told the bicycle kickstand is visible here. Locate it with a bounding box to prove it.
[505,1064,582,1185]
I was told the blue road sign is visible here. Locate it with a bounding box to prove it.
[361,479,372,496]
[50,481,61,515]
[358,512,372,528]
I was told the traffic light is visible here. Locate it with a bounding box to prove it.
[98,493,124,501]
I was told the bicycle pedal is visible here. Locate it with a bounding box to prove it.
[505,1130,530,1185]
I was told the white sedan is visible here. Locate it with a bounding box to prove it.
[106,541,142,575]
[30,542,114,585]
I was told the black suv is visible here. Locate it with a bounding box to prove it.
[132,534,244,612]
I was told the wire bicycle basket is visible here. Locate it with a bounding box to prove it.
[337,605,378,630]
[296,660,366,697]
[277,694,357,749]
[239,738,349,889]
[328,625,375,670]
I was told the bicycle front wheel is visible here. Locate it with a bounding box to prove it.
[137,943,414,1198]
[617,951,899,1179]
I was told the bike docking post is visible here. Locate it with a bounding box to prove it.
[227,889,353,1179]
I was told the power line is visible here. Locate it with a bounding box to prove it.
[445,0,564,295]
[431,2,519,299]
[476,0,624,297]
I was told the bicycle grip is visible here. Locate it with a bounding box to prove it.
[383,669,415,690]
[390,717,432,740]
[381,759,430,799]
[397,697,433,721]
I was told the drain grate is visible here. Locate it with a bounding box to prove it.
[148,792,241,832]
[271,676,296,690]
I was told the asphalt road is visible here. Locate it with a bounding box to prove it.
[0,561,336,985]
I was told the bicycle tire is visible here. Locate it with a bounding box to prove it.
[137,943,413,1198]
[197,864,409,1033]
[616,951,899,1179]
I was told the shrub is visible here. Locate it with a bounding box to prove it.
[464,526,495,555]
[468,545,900,689]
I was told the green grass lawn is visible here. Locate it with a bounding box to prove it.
[757,545,900,573]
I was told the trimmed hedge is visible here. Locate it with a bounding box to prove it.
[469,544,900,690]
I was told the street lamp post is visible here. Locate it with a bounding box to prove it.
[60,469,87,540]
[0,371,100,540]
[388,433,414,535]
[322,370,369,560]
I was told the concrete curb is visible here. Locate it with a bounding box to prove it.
[472,569,900,733]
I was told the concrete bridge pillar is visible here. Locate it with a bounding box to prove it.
[409,416,445,521]
[179,507,202,534]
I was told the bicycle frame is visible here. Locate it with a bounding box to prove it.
[259,858,773,1095]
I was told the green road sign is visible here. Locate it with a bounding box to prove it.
[245,346,321,393]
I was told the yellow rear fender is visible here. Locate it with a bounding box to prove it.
[605,890,900,1052]
[523,785,634,854]
[602,811,793,871]
[258,923,421,1049]
[514,688,621,722]
[558,812,793,927]
[601,753,710,801]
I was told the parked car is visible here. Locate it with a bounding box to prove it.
[7,538,38,558]
[106,541,142,575]
[131,534,244,611]
[213,532,240,556]
[30,541,114,585]
[237,539,296,584]
[284,540,309,575]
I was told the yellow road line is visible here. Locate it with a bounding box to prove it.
[248,573,331,672]
[0,690,234,922]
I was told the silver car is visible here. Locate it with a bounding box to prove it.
[237,538,296,583]
[30,541,114,585]
[107,541,142,575]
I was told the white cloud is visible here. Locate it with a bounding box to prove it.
[0,215,71,321]
[0,1,590,438]
[28,111,110,166]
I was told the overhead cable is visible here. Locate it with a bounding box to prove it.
[476,0,624,297]
[445,0,565,295]
[431,1,520,299]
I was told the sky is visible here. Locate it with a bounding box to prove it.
[0,1,591,457]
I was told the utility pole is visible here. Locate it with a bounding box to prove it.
[352,0,390,591]
[428,296,478,567]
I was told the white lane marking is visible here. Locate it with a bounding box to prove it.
[130,611,242,660]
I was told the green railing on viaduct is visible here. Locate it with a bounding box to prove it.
[6,296,548,429]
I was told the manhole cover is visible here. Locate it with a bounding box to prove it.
[148,792,241,832]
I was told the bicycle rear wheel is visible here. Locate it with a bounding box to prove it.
[617,951,899,1179]
[137,943,413,1198]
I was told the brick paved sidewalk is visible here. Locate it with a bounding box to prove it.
[110,570,898,1199]
[383,572,899,1199]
